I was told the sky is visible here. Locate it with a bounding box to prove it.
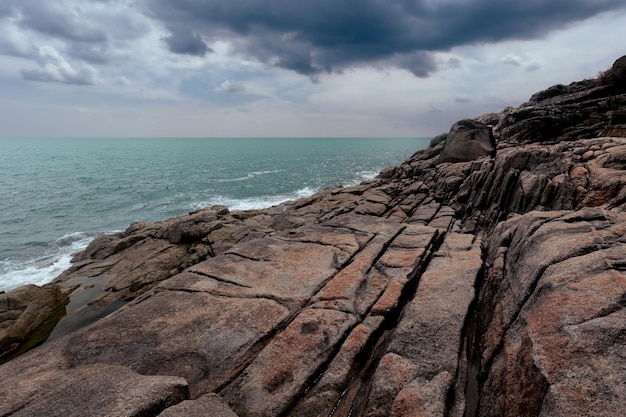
[1,0,625,138]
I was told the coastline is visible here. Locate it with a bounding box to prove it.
[1,56,625,416]
[0,137,427,293]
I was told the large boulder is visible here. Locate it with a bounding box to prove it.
[612,54,626,84]
[439,119,496,163]
[0,284,67,363]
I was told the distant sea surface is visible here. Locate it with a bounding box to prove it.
[0,137,429,291]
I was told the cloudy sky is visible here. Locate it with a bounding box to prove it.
[1,0,625,138]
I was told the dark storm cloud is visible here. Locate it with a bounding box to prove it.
[67,43,111,65]
[145,0,626,76]
[18,0,107,43]
[20,67,96,85]
[0,4,12,17]
[163,31,212,56]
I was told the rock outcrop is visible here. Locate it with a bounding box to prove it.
[1,55,626,417]
[439,120,496,163]
[0,284,67,364]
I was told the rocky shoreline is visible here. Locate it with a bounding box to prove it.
[1,55,625,416]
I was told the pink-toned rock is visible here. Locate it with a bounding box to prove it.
[0,353,188,417]
[371,279,406,315]
[221,308,357,417]
[2,60,626,417]
[366,353,421,417]
[312,234,394,314]
[63,288,290,396]
[188,235,355,306]
[366,233,483,417]
[477,209,626,417]
[391,371,452,417]
[157,393,238,417]
[407,201,440,224]
[288,316,385,417]
[355,201,388,216]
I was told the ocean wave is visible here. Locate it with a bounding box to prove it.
[354,170,380,182]
[190,167,385,213]
[0,170,383,292]
[250,169,285,176]
[190,186,317,212]
[54,231,97,247]
[217,169,285,183]
[0,232,96,292]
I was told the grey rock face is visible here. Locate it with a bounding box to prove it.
[439,119,496,163]
[0,284,67,363]
[612,54,626,83]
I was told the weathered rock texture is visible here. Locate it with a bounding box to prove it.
[1,55,626,416]
[439,120,496,163]
[0,284,67,364]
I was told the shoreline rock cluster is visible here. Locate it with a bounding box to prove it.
[1,55,625,416]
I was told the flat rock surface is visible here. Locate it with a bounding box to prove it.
[366,233,483,417]
[156,393,239,417]
[0,348,189,417]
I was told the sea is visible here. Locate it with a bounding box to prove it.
[0,137,429,292]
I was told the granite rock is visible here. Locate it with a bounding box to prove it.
[439,119,496,163]
[0,284,67,363]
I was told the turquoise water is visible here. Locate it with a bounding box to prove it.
[0,137,428,291]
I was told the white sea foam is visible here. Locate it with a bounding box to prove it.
[217,169,286,183]
[353,170,380,183]
[0,232,95,292]
[250,169,285,176]
[191,187,318,212]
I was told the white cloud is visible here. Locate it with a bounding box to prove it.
[20,45,99,85]
[214,80,246,93]
[0,20,36,57]
[502,53,541,72]
[114,76,130,86]
[502,53,523,66]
